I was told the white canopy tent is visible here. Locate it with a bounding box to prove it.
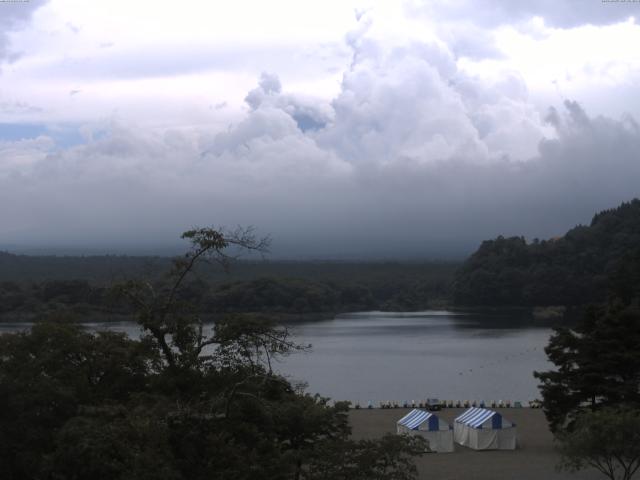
[396,409,454,453]
[454,407,516,450]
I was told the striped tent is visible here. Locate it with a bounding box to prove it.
[396,409,454,453]
[454,407,516,450]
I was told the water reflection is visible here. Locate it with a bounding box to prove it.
[279,311,554,403]
[0,311,555,404]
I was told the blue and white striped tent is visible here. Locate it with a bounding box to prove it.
[454,408,516,450]
[396,409,454,452]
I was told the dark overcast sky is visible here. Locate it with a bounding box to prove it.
[1,0,639,258]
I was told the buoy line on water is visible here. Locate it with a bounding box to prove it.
[456,346,540,376]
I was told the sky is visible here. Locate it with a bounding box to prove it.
[1,0,639,258]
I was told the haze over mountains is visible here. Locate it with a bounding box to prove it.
[1,199,638,320]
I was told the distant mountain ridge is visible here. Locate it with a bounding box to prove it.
[0,252,172,283]
[453,199,640,307]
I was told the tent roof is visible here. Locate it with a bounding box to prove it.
[397,409,437,430]
[455,408,503,429]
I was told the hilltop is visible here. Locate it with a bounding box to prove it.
[453,199,640,307]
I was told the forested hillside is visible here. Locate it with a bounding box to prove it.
[453,199,640,306]
[0,257,457,320]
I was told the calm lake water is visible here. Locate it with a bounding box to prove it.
[0,311,554,404]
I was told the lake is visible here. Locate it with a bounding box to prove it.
[0,310,554,404]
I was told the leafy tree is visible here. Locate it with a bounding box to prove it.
[114,226,271,373]
[304,434,427,480]
[454,198,640,307]
[609,246,640,306]
[50,404,180,480]
[534,304,640,432]
[557,407,640,480]
[0,322,158,479]
[0,226,425,480]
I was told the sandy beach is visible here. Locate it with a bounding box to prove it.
[349,408,603,480]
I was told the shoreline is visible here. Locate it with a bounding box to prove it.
[0,305,558,324]
[349,408,600,479]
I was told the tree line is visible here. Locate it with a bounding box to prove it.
[534,279,640,479]
[453,199,640,307]
[523,200,640,479]
[448,199,640,478]
[0,266,455,322]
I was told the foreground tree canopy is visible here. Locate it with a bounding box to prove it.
[534,238,640,478]
[0,227,425,480]
[534,302,640,433]
[557,407,640,480]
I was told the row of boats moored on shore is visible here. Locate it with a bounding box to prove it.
[352,398,543,409]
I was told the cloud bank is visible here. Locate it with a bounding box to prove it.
[1,7,639,258]
[0,0,48,62]
[411,0,639,29]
